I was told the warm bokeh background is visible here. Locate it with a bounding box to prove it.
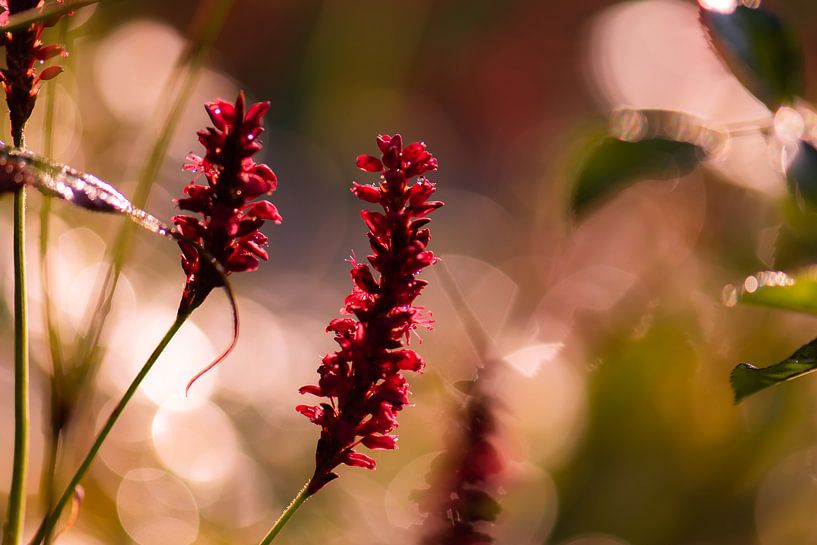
[4,0,817,544]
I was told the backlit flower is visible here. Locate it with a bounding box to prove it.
[297,134,442,494]
[172,91,281,316]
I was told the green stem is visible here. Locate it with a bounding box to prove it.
[76,0,234,370]
[258,481,312,545]
[30,312,191,545]
[3,186,30,545]
[38,23,72,545]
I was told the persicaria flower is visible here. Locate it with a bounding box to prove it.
[172,91,281,316]
[0,0,69,142]
[297,134,443,494]
[416,392,504,545]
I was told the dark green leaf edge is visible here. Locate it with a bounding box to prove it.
[731,336,817,402]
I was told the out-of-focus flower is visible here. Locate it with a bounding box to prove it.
[0,0,69,143]
[172,91,281,316]
[415,391,504,545]
[297,134,443,494]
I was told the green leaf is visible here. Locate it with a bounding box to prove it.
[570,137,703,216]
[701,5,803,109]
[787,140,817,209]
[726,269,817,315]
[731,337,817,402]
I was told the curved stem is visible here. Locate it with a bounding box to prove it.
[30,312,191,545]
[258,481,312,545]
[3,186,30,545]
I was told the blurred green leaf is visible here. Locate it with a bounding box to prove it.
[732,337,817,402]
[571,137,703,216]
[787,140,817,208]
[730,269,817,315]
[701,5,802,110]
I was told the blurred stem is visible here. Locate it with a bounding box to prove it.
[1,0,104,34]
[3,182,29,545]
[434,260,496,376]
[39,22,70,545]
[258,481,312,545]
[76,0,234,371]
[30,312,191,545]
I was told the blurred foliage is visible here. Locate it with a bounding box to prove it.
[570,135,703,216]
[701,5,803,110]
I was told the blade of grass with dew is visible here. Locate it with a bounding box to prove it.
[724,269,817,316]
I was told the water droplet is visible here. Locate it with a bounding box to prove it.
[611,109,647,142]
[744,275,759,294]
[775,107,805,143]
[722,284,738,307]
[699,0,738,13]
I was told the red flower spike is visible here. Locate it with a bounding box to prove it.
[172,92,280,389]
[297,135,443,495]
[1,0,71,142]
[173,91,280,316]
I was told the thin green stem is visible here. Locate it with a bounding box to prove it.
[39,20,71,545]
[75,0,234,372]
[30,312,191,545]
[258,481,312,545]
[3,186,30,545]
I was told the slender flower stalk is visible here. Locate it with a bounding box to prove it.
[260,134,442,544]
[0,2,69,543]
[4,188,29,545]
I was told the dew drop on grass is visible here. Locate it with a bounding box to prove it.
[722,284,738,307]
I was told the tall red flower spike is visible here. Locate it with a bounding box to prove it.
[173,92,281,390]
[0,0,69,143]
[297,134,443,494]
[173,91,281,315]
